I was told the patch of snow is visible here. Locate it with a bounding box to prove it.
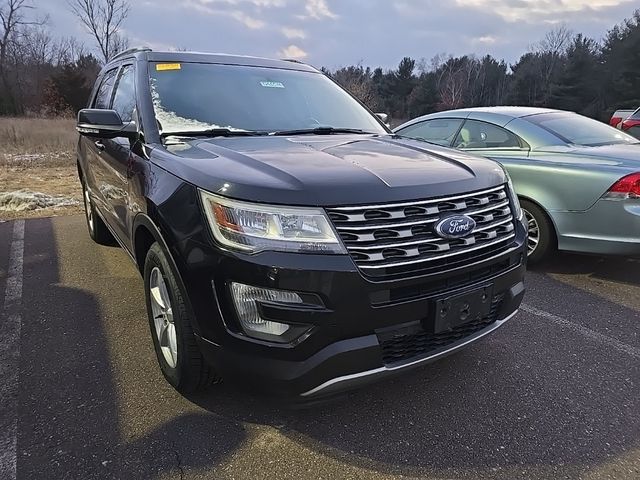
[1,152,73,165]
[0,190,79,212]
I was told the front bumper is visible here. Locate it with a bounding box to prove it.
[183,220,527,400]
[552,198,640,256]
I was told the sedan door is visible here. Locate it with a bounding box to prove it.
[452,119,530,162]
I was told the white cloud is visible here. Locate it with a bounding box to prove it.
[278,44,308,59]
[230,11,265,29]
[184,1,266,28]
[455,0,632,22]
[303,0,337,19]
[281,27,306,39]
[474,35,497,45]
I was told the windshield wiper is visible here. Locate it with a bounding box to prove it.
[160,128,266,138]
[270,127,375,136]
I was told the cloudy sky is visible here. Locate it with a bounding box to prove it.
[38,0,637,69]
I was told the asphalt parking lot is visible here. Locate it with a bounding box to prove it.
[0,215,639,480]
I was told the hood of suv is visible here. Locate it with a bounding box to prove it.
[152,134,506,206]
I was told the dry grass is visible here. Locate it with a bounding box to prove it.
[0,117,82,221]
[0,117,77,157]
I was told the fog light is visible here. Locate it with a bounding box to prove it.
[230,282,304,342]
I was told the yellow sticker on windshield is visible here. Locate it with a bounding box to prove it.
[156,63,181,71]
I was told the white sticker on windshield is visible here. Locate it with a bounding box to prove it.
[260,81,285,88]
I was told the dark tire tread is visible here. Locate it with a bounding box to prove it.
[144,243,221,393]
[520,198,556,264]
[81,175,113,245]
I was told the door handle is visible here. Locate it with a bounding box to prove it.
[94,141,105,151]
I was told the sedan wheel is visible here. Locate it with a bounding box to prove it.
[519,199,555,264]
[524,208,540,256]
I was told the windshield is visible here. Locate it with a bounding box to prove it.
[526,112,639,146]
[148,62,387,135]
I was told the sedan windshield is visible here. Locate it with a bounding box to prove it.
[526,112,639,146]
[148,62,387,135]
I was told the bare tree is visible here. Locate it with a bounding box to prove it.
[537,25,573,56]
[0,0,46,112]
[68,0,129,63]
[1,0,42,69]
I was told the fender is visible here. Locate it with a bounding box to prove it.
[132,212,204,336]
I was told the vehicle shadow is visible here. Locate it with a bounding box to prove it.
[16,217,246,479]
[529,251,640,286]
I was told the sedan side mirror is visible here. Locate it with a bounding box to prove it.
[375,113,389,123]
[77,109,137,140]
[375,112,391,129]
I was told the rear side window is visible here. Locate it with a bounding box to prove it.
[111,65,136,122]
[454,120,523,149]
[93,69,118,109]
[397,119,463,146]
[631,108,640,120]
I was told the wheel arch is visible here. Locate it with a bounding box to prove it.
[518,194,559,247]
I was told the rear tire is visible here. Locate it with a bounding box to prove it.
[520,199,555,264]
[143,242,220,392]
[81,176,113,245]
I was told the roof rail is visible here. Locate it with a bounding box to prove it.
[110,47,152,62]
[281,58,305,64]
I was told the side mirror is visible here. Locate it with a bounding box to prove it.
[375,112,391,129]
[375,113,389,123]
[77,109,137,140]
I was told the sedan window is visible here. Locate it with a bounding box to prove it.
[526,112,638,146]
[396,119,463,146]
[454,120,523,149]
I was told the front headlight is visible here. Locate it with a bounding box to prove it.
[200,191,346,254]
[505,172,523,220]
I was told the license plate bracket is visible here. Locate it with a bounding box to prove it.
[430,285,494,334]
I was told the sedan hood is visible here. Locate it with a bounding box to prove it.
[152,134,506,206]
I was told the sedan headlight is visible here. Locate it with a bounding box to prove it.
[200,191,346,254]
[505,172,523,220]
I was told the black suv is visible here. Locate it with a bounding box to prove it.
[76,49,527,400]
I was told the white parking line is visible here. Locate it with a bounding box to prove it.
[521,303,640,360]
[0,220,25,480]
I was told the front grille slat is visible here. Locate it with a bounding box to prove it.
[326,185,516,279]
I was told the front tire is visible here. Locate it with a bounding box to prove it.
[520,199,555,263]
[143,242,220,392]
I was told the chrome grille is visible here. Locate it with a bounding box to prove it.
[326,185,516,278]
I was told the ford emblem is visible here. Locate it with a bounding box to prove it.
[435,215,476,239]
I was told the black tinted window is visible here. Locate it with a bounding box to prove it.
[397,119,463,146]
[527,112,637,146]
[93,69,118,109]
[148,63,386,134]
[454,120,523,149]
[111,65,136,122]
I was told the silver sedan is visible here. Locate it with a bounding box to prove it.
[394,107,640,262]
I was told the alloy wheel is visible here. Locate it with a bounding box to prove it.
[149,267,178,368]
[523,208,540,256]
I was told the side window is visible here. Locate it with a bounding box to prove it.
[454,120,523,149]
[92,69,118,109]
[397,119,463,147]
[111,65,136,122]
